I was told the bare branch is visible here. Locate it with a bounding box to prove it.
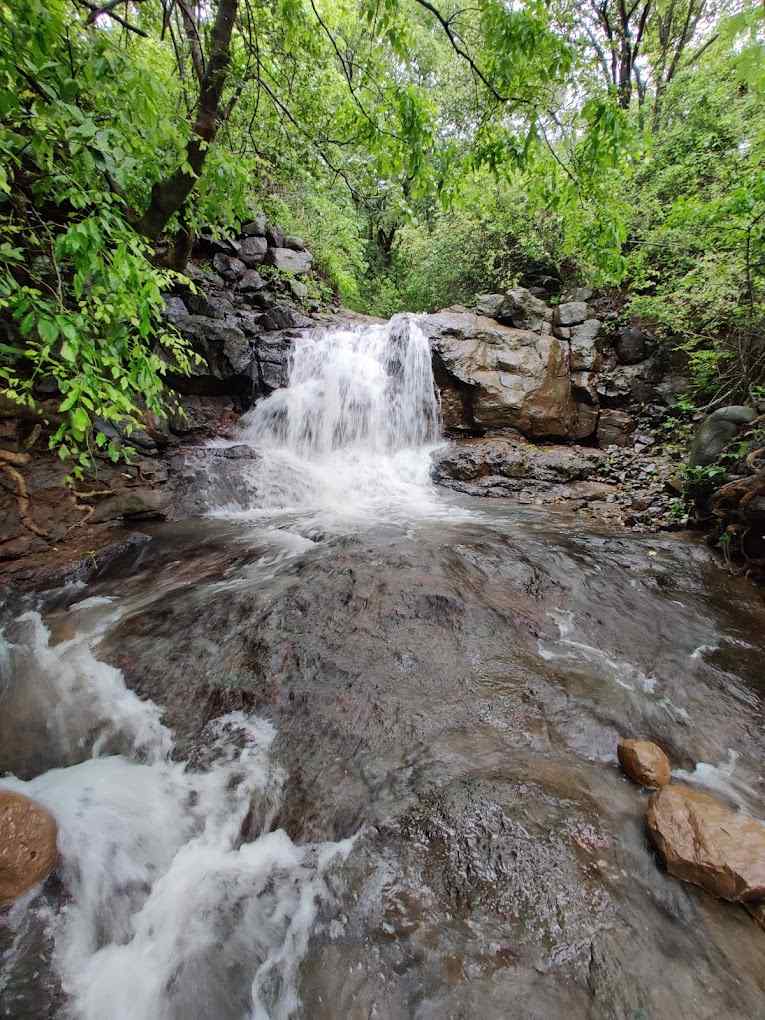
[413,0,531,106]
[177,0,206,85]
[79,0,149,36]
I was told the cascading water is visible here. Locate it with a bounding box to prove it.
[0,604,353,1020]
[222,315,444,518]
[245,315,439,453]
[0,318,443,1020]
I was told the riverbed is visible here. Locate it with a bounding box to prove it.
[2,318,764,1019]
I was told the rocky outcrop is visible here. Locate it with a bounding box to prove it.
[430,435,618,507]
[162,220,323,401]
[647,784,765,902]
[617,739,671,788]
[423,289,667,445]
[423,308,596,440]
[0,790,58,904]
[424,288,696,530]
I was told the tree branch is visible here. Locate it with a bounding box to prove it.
[413,0,530,106]
[176,0,206,85]
[79,0,149,36]
[135,0,239,239]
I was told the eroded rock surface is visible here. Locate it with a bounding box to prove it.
[424,310,594,439]
[430,435,611,505]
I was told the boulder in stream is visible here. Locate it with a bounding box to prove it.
[617,738,671,788]
[424,309,596,440]
[0,790,58,904]
[646,784,765,902]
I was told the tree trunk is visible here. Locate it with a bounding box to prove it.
[135,0,238,240]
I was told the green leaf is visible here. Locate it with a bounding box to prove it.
[70,406,89,434]
[38,318,59,343]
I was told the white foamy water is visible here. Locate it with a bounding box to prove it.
[674,749,763,817]
[215,315,446,521]
[0,607,353,1020]
[0,607,172,767]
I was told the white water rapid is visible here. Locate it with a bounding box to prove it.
[0,315,441,1020]
[0,605,354,1020]
[215,315,444,521]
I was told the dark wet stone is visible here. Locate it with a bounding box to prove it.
[616,326,649,365]
[91,488,168,523]
[688,406,756,467]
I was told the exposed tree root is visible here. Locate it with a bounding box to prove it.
[708,469,765,580]
[64,487,116,534]
[0,449,49,539]
[72,488,115,500]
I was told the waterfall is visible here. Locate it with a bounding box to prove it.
[242,315,439,455]
[223,315,443,518]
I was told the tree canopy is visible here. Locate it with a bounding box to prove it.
[1,0,763,469]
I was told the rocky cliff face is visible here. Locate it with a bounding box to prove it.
[422,288,689,528]
[420,287,674,447]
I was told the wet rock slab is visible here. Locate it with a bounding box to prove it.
[430,435,615,506]
[83,509,765,1018]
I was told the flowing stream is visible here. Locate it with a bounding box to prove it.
[1,316,765,1019]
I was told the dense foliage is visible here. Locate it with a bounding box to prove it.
[0,0,763,470]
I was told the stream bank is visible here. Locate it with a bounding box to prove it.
[2,272,694,589]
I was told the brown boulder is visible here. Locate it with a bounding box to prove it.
[617,739,671,788]
[424,310,597,440]
[646,784,765,902]
[0,790,58,904]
